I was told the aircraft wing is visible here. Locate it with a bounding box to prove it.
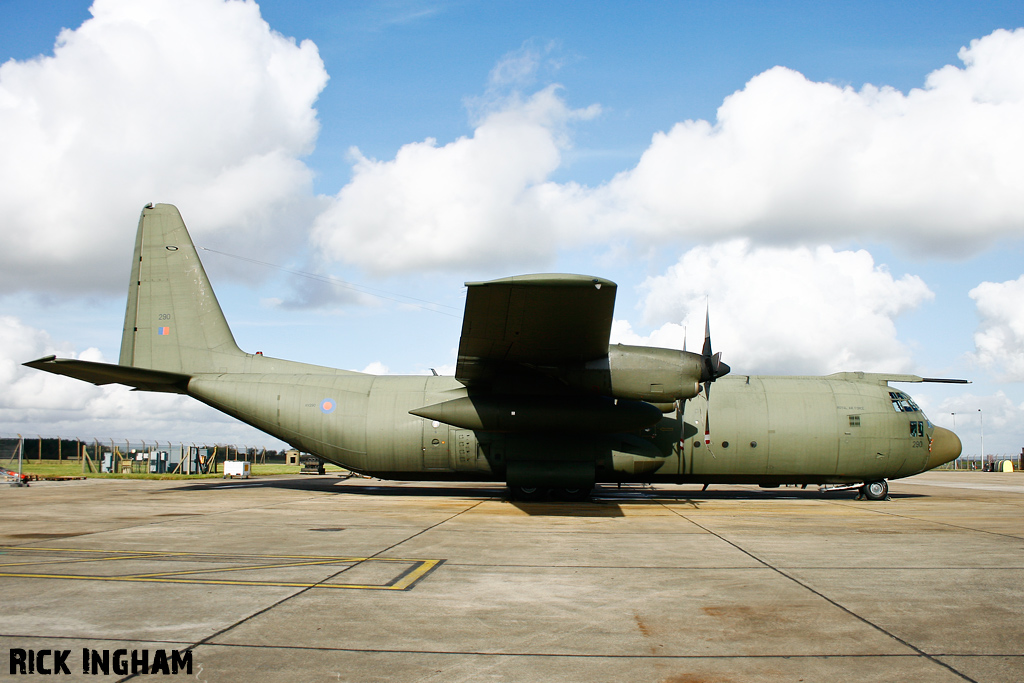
[455,274,617,386]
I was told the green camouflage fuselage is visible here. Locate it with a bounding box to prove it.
[187,365,951,485]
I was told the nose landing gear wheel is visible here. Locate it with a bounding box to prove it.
[860,479,889,501]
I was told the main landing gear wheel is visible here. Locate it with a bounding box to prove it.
[860,479,889,501]
[508,485,593,502]
[555,486,593,502]
[509,485,546,501]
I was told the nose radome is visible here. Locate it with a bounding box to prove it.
[926,426,962,470]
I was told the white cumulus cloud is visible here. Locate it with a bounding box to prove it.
[310,27,1024,278]
[547,28,1024,253]
[927,390,1024,457]
[0,315,282,445]
[970,275,1024,381]
[611,240,934,375]
[359,361,390,375]
[0,0,328,294]
[311,85,599,274]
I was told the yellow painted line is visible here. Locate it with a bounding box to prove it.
[5,547,196,557]
[0,554,165,569]
[0,564,438,590]
[129,558,356,579]
[2,547,422,563]
[387,558,444,590]
[0,548,445,591]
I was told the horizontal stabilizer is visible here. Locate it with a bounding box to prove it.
[23,356,190,393]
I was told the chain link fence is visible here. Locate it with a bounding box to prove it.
[1,434,285,475]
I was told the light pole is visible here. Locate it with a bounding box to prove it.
[978,408,984,471]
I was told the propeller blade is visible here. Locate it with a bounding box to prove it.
[702,309,713,359]
[699,308,730,382]
[680,305,727,456]
[704,410,711,446]
[698,305,727,449]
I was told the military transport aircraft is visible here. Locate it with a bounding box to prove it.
[26,204,964,501]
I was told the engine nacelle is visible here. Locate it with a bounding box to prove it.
[557,344,703,402]
[410,394,664,433]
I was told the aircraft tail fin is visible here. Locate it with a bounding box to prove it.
[119,204,245,375]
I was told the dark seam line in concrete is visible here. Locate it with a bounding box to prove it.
[114,567,352,682]
[6,634,1015,659]
[371,529,710,535]
[115,497,487,682]
[8,633,1019,659]
[437,562,1024,571]
[365,498,489,559]
[662,505,979,683]
[441,563,764,569]
[159,642,1017,660]
[824,500,1024,542]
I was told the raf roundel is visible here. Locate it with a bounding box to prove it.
[320,398,336,414]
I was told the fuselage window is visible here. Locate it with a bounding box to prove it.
[849,415,861,427]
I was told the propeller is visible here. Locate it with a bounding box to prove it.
[676,308,730,456]
[698,308,730,449]
[699,308,731,394]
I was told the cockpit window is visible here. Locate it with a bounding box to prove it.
[910,420,925,437]
[889,390,921,413]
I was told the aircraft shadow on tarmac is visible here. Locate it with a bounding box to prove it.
[162,478,925,514]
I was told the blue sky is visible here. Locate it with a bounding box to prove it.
[1,0,1022,457]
